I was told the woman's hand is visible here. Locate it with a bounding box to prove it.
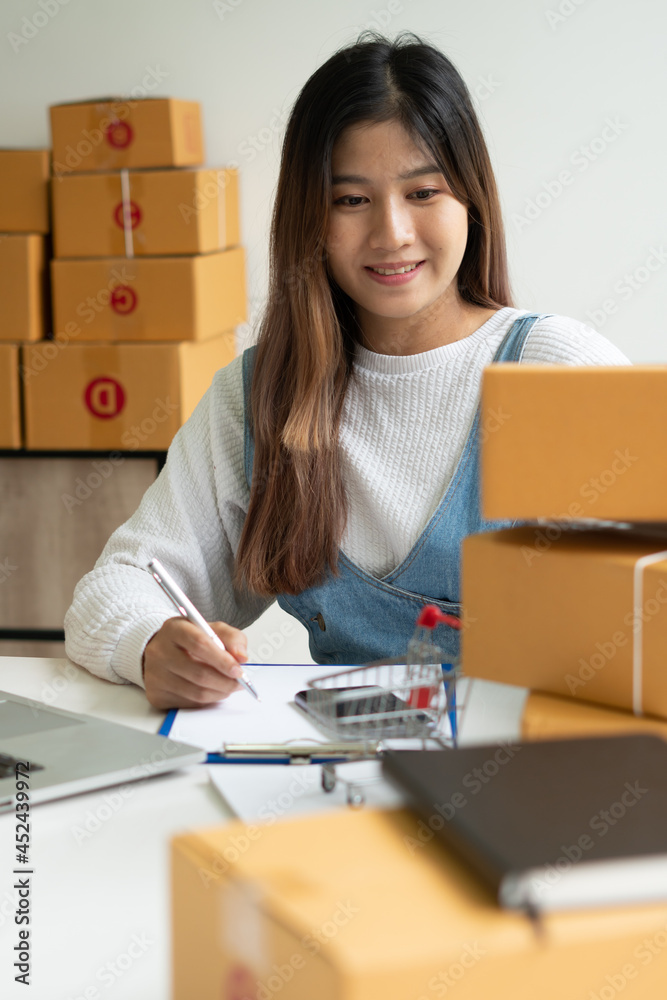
[142,617,249,709]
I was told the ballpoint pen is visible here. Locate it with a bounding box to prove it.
[147,557,260,701]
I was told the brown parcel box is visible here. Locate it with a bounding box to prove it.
[461,527,667,718]
[172,807,667,1000]
[0,234,46,341]
[0,345,21,448]
[0,149,50,232]
[52,168,239,258]
[50,98,203,175]
[22,334,235,450]
[481,364,667,521]
[51,246,246,342]
[521,691,667,742]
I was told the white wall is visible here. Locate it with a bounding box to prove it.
[1,0,665,361]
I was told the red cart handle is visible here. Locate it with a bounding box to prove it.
[416,604,461,631]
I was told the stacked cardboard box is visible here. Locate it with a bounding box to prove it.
[0,149,51,447]
[461,364,667,720]
[171,807,667,999]
[23,97,245,450]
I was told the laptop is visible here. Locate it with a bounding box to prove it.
[0,690,205,813]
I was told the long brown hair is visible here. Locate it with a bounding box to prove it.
[234,31,513,598]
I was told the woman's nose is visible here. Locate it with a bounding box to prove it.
[368,199,415,251]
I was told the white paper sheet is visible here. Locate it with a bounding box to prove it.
[168,663,335,751]
[208,756,411,821]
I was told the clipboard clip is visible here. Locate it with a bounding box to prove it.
[220,741,383,764]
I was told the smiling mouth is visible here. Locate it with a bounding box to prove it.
[366,261,424,275]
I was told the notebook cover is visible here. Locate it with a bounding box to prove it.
[382,735,667,901]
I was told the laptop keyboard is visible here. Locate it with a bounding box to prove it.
[0,753,43,778]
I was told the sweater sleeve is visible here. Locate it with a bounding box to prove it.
[63,355,274,689]
[521,313,632,365]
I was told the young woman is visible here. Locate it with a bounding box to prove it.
[64,33,629,709]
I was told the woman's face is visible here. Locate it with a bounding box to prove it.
[325,119,471,346]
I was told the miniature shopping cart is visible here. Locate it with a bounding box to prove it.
[302,605,467,805]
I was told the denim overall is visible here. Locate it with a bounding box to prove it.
[242,313,548,665]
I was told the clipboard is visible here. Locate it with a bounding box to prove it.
[157,663,370,764]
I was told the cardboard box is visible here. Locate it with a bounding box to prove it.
[50,98,203,175]
[0,234,46,341]
[462,526,667,717]
[0,149,50,232]
[481,364,667,521]
[51,246,246,342]
[0,345,21,448]
[22,334,235,450]
[521,691,667,742]
[52,167,239,258]
[172,807,667,1000]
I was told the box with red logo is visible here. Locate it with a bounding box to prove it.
[50,246,246,342]
[50,98,203,175]
[52,167,239,258]
[22,333,236,450]
[0,345,21,448]
[0,149,50,232]
[0,234,47,341]
[172,807,667,1000]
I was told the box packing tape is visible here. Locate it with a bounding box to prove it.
[119,168,135,258]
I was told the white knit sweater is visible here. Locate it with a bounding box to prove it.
[64,307,630,688]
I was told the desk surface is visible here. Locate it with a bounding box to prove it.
[0,654,527,1000]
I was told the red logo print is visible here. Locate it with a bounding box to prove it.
[84,377,126,419]
[110,286,138,314]
[113,201,142,229]
[105,120,134,149]
[226,965,256,1000]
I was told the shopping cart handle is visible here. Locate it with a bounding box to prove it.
[417,604,461,630]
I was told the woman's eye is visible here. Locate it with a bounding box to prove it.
[334,189,439,206]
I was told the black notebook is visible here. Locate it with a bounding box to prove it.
[382,735,667,912]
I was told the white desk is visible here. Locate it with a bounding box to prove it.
[0,649,527,1000]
